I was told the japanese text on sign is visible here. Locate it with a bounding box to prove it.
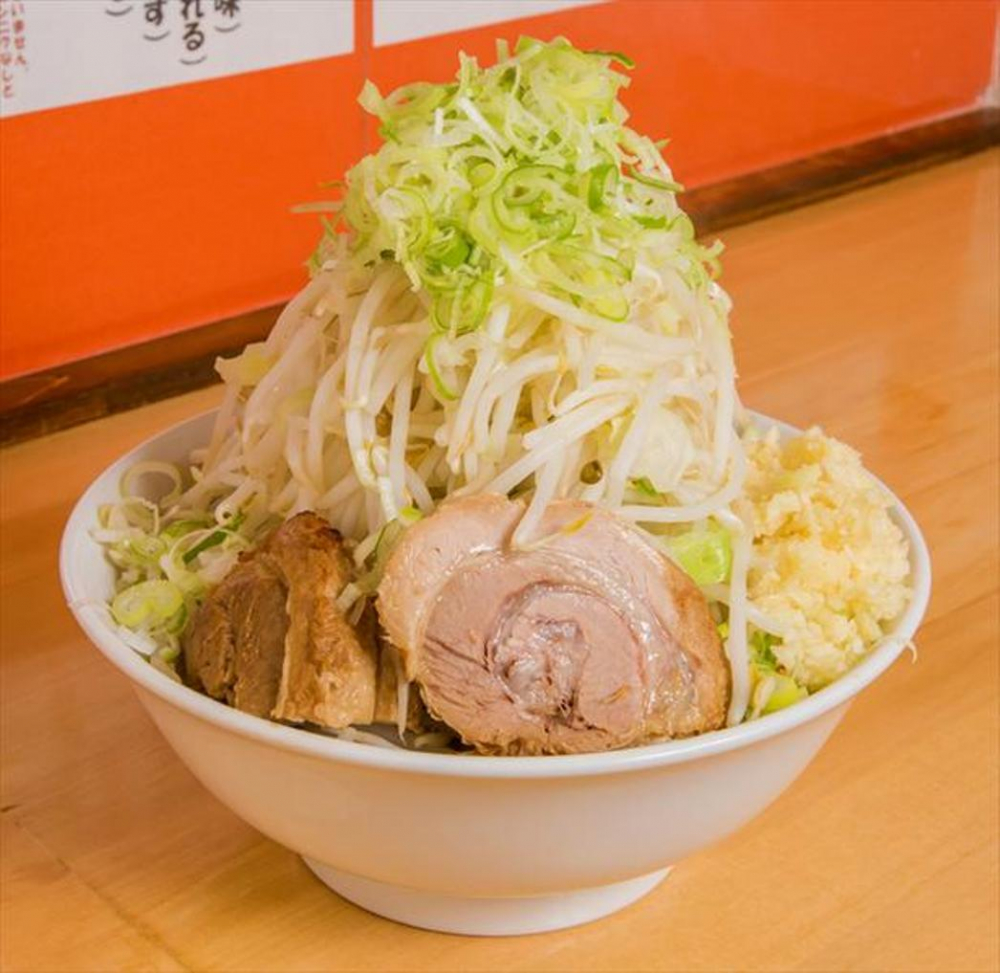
[0,0,353,118]
[0,0,29,101]
[104,0,242,67]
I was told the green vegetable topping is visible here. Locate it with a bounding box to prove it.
[111,580,185,633]
[424,334,459,400]
[585,49,636,69]
[761,675,808,714]
[310,36,709,335]
[182,530,228,565]
[749,630,809,714]
[667,522,732,585]
[750,630,779,670]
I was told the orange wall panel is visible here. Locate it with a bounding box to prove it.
[1,54,365,377]
[0,0,996,380]
[368,0,996,185]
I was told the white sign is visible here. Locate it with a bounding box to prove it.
[373,0,605,48]
[0,0,354,118]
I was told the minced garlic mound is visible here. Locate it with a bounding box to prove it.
[738,427,912,691]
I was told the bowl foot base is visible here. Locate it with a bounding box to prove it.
[302,858,671,936]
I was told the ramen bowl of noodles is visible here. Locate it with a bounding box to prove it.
[60,406,929,935]
[61,37,930,934]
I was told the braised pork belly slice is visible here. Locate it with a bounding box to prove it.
[377,495,729,754]
[183,512,380,729]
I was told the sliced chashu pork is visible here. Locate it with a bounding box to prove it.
[377,495,729,754]
[183,512,384,728]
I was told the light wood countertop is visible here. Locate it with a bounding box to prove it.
[2,150,997,973]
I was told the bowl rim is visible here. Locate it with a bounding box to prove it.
[60,408,931,780]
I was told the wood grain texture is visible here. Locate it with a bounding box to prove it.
[1,151,997,973]
[2,109,997,448]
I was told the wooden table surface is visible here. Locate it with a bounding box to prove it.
[2,150,997,973]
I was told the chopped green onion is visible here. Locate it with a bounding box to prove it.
[424,335,458,401]
[585,48,636,68]
[160,519,212,541]
[358,79,387,119]
[156,641,181,664]
[431,275,494,335]
[120,462,182,508]
[629,170,684,193]
[750,630,780,671]
[182,530,228,565]
[111,580,185,631]
[748,631,808,714]
[307,36,718,339]
[586,163,618,211]
[119,535,166,568]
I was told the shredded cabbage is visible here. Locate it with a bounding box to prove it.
[666,522,732,585]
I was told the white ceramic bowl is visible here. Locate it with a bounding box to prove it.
[60,411,930,936]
